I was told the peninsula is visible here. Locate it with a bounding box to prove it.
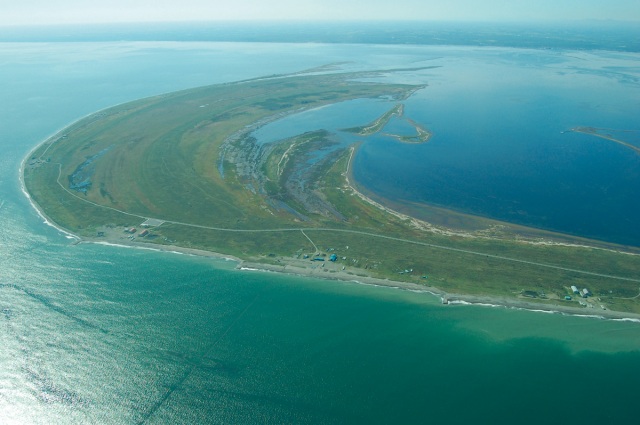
[23,68,640,316]
[569,126,640,155]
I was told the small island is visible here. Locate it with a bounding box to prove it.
[344,103,433,144]
[22,68,640,317]
[384,118,433,144]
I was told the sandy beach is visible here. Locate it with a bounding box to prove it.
[19,177,640,323]
[236,258,640,322]
[19,130,640,323]
[74,221,640,322]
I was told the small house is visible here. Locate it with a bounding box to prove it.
[571,285,579,294]
[330,254,338,262]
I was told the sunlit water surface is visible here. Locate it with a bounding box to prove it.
[1,42,639,424]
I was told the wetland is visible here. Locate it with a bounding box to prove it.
[6,35,640,424]
[23,63,640,316]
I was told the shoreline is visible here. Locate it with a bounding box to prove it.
[19,109,640,323]
[20,145,81,242]
[237,260,640,322]
[21,186,640,322]
[343,146,640,256]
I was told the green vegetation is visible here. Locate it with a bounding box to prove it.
[391,118,433,144]
[344,103,404,135]
[344,104,432,144]
[23,69,640,314]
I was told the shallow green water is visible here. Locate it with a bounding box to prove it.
[1,41,639,424]
[3,244,640,424]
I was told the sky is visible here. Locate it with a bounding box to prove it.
[0,0,638,26]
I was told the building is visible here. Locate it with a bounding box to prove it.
[571,285,579,294]
[582,288,591,298]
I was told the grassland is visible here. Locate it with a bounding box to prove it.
[344,103,405,135]
[23,69,640,316]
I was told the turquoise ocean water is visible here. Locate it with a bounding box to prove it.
[2,40,640,424]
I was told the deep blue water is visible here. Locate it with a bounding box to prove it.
[252,48,640,246]
[1,40,640,424]
[357,49,640,245]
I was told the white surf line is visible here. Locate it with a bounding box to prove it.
[303,228,640,284]
[40,175,640,284]
[32,163,640,284]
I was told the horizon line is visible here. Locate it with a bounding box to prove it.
[2,18,640,28]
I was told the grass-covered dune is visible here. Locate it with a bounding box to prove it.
[26,71,414,229]
[23,69,640,315]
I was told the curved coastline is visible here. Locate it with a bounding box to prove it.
[343,144,640,256]
[570,126,640,156]
[20,134,640,322]
[19,73,640,322]
[17,95,156,240]
[20,143,80,241]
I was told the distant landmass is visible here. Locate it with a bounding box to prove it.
[2,20,640,52]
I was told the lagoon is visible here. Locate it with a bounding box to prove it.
[251,47,640,246]
[2,39,640,424]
